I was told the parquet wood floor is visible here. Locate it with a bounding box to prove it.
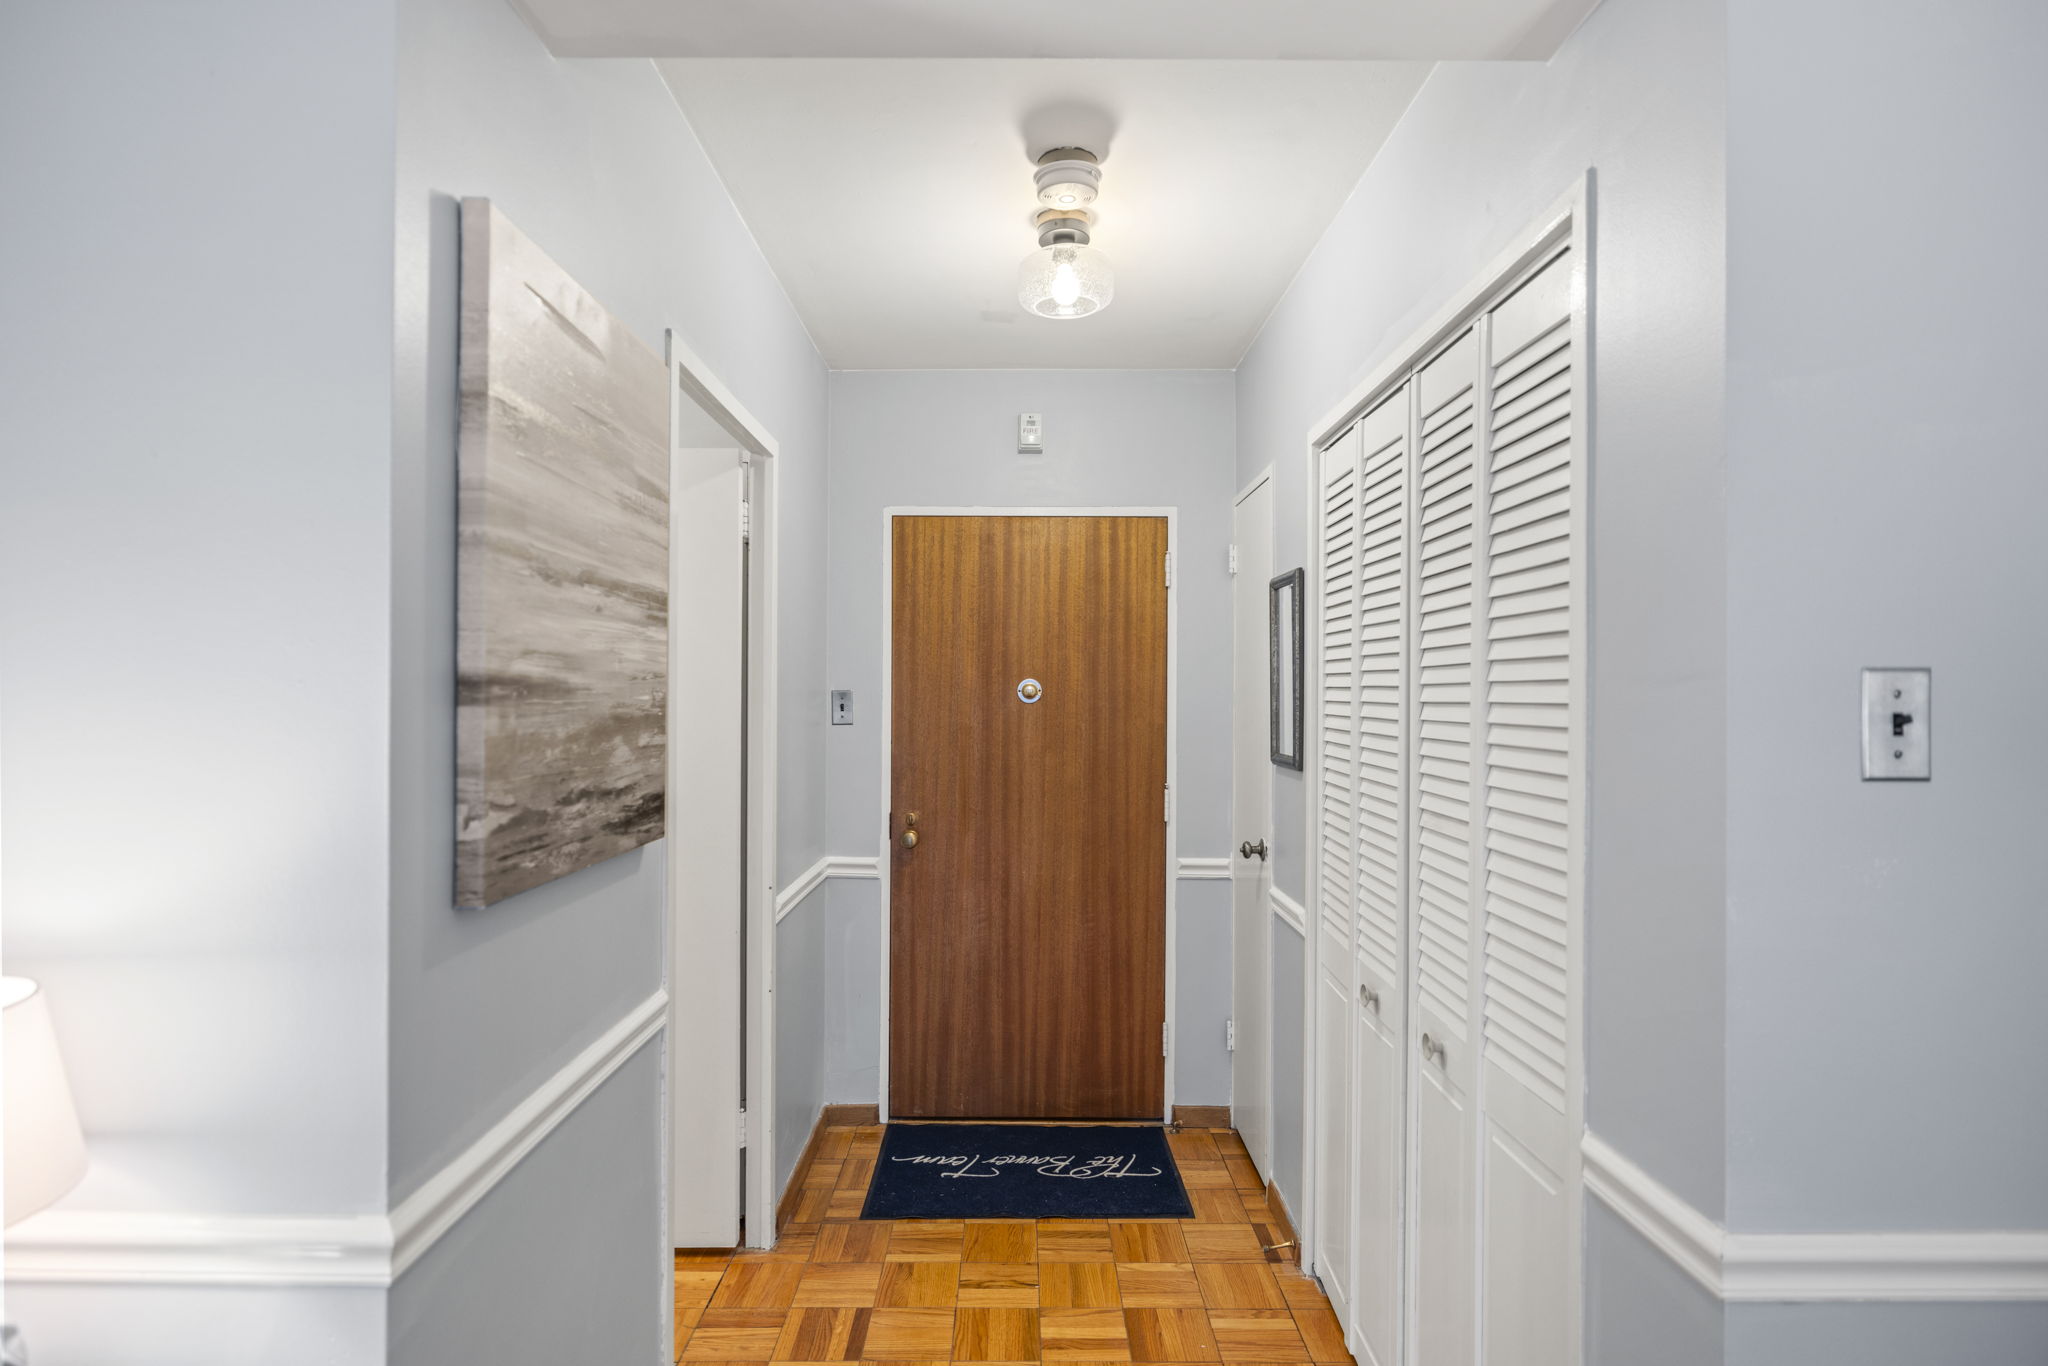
[674,1126,1347,1366]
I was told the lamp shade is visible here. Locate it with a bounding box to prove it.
[4,977,87,1226]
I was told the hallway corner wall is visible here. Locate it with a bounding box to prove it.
[1233,0,1727,1348]
[389,0,829,1354]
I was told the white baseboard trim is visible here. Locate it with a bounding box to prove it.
[774,854,882,922]
[1177,856,1233,880]
[1583,1130,2048,1302]
[1269,886,1307,934]
[5,990,669,1289]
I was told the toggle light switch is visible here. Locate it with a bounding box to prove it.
[830,689,853,725]
[1861,668,1930,780]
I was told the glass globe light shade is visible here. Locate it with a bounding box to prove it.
[1017,242,1114,320]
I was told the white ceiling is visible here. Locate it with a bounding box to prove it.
[658,59,1433,369]
[529,0,1597,61]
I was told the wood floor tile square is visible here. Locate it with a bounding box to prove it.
[679,1250,737,1269]
[1180,1225,1267,1262]
[738,1231,819,1264]
[887,1223,964,1261]
[676,1307,701,1359]
[1110,1223,1189,1263]
[1040,1261,1122,1308]
[713,1261,806,1308]
[1223,1157,1264,1191]
[1040,1309,1132,1362]
[773,1307,866,1361]
[1272,1272,1325,1310]
[839,1159,877,1191]
[958,1261,1041,1308]
[819,1127,855,1161]
[1174,1161,1234,1189]
[677,1269,728,1308]
[1291,1309,1350,1362]
[682,1315,786,1361]
[794,1263,884,1307]
[1039,1223,1115,1261]
[1114,1264,1203,1308]
[877,1261,959,1308]
[806,1161,845,1189]
[963,1220,1037,1262]
[794,1186,834,1222]
[1195,1265,1286,1309]
[1208,1310,1307,1362]
[826,1189,870,1219]
[1123,1308,1220,1361]
[815,1223,890,1263]
[1167,1131,1221,1163]
[953,1307,1041,1361]
[860,1309,955,1360]
[1186,1190,1249,1223]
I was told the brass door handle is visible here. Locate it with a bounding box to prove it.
[900,812,918,850]
[1239,839,1268,861]
[901,829,918,850]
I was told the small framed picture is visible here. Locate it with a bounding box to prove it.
[1270,568,1304,770]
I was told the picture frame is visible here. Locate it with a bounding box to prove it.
[1270,567,1304,770]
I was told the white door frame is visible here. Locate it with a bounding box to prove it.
[1295,178,1589,1361]
[662,330,782,1255]
[876,506,1180,1122]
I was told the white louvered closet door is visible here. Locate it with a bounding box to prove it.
[1312,424,1362,1329]
[1348,388,1408,1366]
[1408,330,1481,1366]
[1475,247,1582,1366]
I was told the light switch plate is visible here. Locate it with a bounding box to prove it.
[830,689,853,726]
[1861,668,1930,780]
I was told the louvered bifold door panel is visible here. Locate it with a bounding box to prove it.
[1348,386,1407,1366]
[1408,334,1480,1366]
[1352,390,1407,1003]
[1477,246,1580,1366]
[1313,425,1364,1329]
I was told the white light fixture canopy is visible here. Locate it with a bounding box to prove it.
[1018,150,1114,320]
[1033,147,1101,211]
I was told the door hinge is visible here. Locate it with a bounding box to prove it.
[1163,551,1174,588]
[739,498,752,543]
[1163,785,1173,823]
[1228,544,1240,576]
[1226,1019,1236,1052]
[738,1107,749,1150]
[1162,1022,1170,1059]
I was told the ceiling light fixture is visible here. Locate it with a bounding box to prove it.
[1018,148,1113,320]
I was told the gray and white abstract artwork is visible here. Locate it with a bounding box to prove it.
[456,198,668,908]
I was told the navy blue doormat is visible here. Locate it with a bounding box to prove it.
[861,1124,1193,1220]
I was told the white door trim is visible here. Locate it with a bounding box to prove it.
[663,330,782,1254]
[877,505,1180,1122]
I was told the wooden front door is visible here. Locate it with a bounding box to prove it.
[889,514,1168,1119]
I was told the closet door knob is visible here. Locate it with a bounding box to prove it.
[1421,1033,1447,1067]
[1238,839,1268,861]
[1359,984,1380,1014]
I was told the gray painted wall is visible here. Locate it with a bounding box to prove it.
[0,1,396,1359]
[1268,919,1306,1212]
[1586,1203,1724,1366]
[1235,0,1729,1232]
[774,896,828,1193]
[820,369,1240,1109]
[388,0,828,1354]
[390,1046,663,1363]
[1727,1303,2048,1366]
[1723,0,2048,1240]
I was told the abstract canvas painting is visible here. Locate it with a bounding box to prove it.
[456,198,668,907]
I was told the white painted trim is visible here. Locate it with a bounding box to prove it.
[774,855,883,922]
[878,506,1181,1122]
[1177,856,1234,880]
[390,989,669,1277]
[4,1212,393,1287]
[1582,1131,2048,1302]
[1234,464,1274,509]
[5,991,668,1288]
[1269,886,1307,935]
[667,328,777,460]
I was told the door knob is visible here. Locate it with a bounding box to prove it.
[1359,984,1380,1014]
[901,829,918,849]
[900,812,919,850]
[1239,839,1268,861]
[1421,1033,1446,1067]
